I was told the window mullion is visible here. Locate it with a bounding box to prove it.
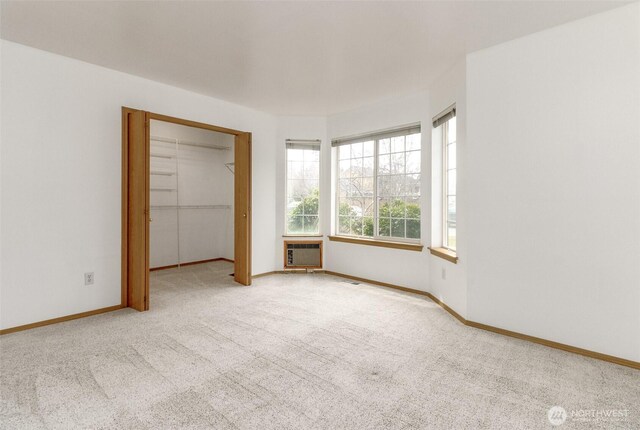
[373,138,379,239]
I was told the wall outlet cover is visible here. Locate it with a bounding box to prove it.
[84,272,94,285]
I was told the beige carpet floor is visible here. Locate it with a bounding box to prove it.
[1,261,638,429]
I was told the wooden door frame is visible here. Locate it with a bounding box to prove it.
[121,107,252,309]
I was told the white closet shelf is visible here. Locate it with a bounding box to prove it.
[152,135,230,151]
[150,205,231,210]
[151,171,176,176]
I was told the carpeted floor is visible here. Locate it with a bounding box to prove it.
[1,261,638,429]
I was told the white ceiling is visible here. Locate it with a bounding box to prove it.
[0,1,630,115]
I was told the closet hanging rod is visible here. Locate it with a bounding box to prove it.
[150,205,231,210]
[151,154,175,159]
[151,135,230,151]
[150,188,176,192]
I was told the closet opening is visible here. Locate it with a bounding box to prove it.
[122,108,251,311]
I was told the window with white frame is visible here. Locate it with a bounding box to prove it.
[286,139,321,235]
[433,107,457,251]
[333,125,421,242]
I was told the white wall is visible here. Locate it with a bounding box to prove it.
[466,3,640,361]
[428,59,468,318]
[275,116,327,268]
[324,92,432,292]
[0,41,277,329]
[149,121,234,268]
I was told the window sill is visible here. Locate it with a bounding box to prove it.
[282,234,323,238]
[428,247,458,264]
[328,235,424,252]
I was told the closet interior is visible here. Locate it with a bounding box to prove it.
[149,119,234,270]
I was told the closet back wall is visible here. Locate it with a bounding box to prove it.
[150,121,234,269]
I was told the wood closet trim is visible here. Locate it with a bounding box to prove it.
[148,112,244,136]
[122,107,253,315]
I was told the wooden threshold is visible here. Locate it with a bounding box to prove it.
[150,258,235,271]
[0,305,124,335]
[328,235,423,252]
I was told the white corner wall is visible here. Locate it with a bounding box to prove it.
[427,59,468,318]
[324,92,431,292]
[466,3,640,361]
[0,41,278,330]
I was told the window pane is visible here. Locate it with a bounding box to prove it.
[391,136,405,153]
[350,142,363,158]
[339,159,350,177]
[338,216,350,234]
[303,216,319,234]
[406,219,420,239]
[406,150,420,174]
[379,138,391,154]
[338,199,352,216]
[346,197,365,217]
[362,217,374,237]
[447,169,456,196]
[362,157,374,176]
[406,133,421,151]
[288,160,304,180]
[447,222,457,250]
[405,197,420,219]
[288,179,304,199]
[390,218,405,238]
[349,177,362,197]
[288,148,304,161]
[334,128,421,241]
[287,216,304,234]
[304,161,319,179]
[303,194,319,215]
[363,140,375,157]
[361,198,374,217]
[350,157,362,178]
[361,177,374,197]
[339,145,350,160]
[377,176,389,197]
[378,154,391,175]
[378,218,390,237]
[447,196,456,223]
[350,217,363,236]
[305,179,319,194]
[406,174,420,197]
[391,153,404,174]
[305,149,320,162]
[339,179,350,198]
[448,117,457,144]
[447,142,456,170]
[287,144,320,234]
[379,197,405,218]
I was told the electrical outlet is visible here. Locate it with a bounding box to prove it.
[441,268,446,280]
[84,272,94,286]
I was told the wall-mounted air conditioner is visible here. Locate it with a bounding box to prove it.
[284,241,323,269]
